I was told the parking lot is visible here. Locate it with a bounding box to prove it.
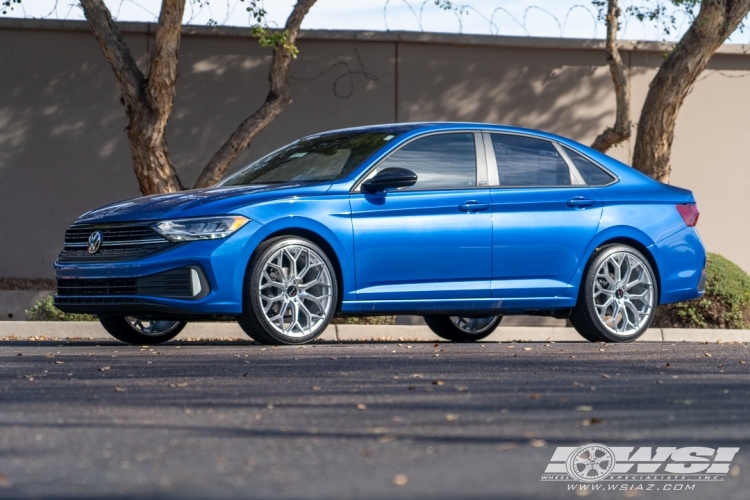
[0,340,748,498]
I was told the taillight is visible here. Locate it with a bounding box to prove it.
[676,204,700,227]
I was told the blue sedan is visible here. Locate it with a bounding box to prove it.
[54,123,706,345]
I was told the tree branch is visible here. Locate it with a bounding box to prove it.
[80,0,144,112]
[81,0,185,195]
[193,0,317,189]
[591,0,631,153]
[146,0,186,121]
[632,0,750,182]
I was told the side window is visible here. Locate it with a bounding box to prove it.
[375,133,476,190]
[490,134,571,187]
[564,148,616,186]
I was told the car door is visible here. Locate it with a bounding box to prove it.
[484,132,603,301]
[349,132,493,302]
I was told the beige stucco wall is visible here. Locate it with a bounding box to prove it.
[0,20,748,278]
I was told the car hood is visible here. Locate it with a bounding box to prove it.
[77,183,333,223]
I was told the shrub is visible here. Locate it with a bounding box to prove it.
[653,252,750,329]
[26,296,97,322]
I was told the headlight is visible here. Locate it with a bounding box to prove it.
[152,216,250,242]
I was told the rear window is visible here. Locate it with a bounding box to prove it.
[564,148,616,186]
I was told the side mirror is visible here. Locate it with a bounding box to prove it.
[362,167,418,193]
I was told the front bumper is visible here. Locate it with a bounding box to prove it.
[54,220,269,318]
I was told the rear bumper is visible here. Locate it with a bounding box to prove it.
[653,226,706,304]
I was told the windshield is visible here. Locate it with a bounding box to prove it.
[220,131,400,186]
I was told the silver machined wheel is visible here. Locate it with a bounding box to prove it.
[592,251,654,336]
[257,244,334,338]
[450,316,500,335]
[125,317,183,337]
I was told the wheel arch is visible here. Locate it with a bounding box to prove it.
[251,227,346,314]
[585,236,663,305]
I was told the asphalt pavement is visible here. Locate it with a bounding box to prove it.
[0,340,748,499]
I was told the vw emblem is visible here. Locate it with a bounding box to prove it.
[87,231,103,254]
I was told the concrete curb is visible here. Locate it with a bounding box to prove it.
[0,322,747,343]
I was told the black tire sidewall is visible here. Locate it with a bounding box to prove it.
[423,315,502,342]
[99,317,185,345]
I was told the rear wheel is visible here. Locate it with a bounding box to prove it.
[423,315,502,342]
[238,237,338,345]
[99,317,186,345]
[570,244,657,343]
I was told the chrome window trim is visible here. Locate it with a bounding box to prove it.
[351,130,483,193]
[474,132,489,187]
[482,132,500,187]
[554,142,586,185]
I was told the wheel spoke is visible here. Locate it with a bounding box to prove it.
[623,301,641,330]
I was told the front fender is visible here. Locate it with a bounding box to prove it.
[233,195,355,301]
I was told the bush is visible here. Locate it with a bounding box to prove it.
[653,253,750,329]
[26,296,97,322]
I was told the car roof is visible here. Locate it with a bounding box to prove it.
[305,121,579,144]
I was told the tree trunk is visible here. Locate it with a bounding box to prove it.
[81,0,185,195]
[193,0,317,189]
[632,0,750,183]
[591,0,631,153]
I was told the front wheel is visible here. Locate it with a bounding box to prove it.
[99,317,186,345]
[423,315,502,342]
[238,237,338,345]
[570,244,658,343]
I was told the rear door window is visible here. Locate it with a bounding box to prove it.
[489,134,571,187]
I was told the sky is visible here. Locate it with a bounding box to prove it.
[6,0,750,43]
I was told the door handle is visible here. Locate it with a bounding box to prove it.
[459,201,490,212]
[567,197,596,209]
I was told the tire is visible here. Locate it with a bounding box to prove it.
[570,244,658,343]
[99,317,185,345]
[238,236,338,345]
[423,315,502,342]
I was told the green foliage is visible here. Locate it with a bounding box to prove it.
[591,0,700,37]
[243,0,299,57]
[26,296,96,322]
[251,26,299,57]
[434,0,469,16]
[654,253,750,329]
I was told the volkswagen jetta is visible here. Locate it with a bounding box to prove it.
[54,123,706,345]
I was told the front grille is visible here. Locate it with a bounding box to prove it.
[57,268,193,299]
[58,222,173,262]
